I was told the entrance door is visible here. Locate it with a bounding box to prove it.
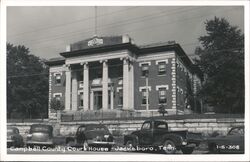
[94,91,102,110]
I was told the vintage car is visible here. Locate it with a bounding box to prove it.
[124,119,203,154]
[66,124,115,151]
[7,127,24,148]
[207,126,244,154]
[26,124,54,148]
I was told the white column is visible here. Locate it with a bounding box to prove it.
[83,62,89,111]
[123,58,129,110]
[102,60,108,110]
[71,71,78,110]
[90,90,94,110]
[65,65,71,111]
[110,89,114,109]
[129,61,134,109]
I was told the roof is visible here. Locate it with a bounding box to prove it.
[45,57,65,66]
[70,35,125,51]
[46,35,201,76]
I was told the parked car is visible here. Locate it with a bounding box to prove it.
[7,127,24,148]
[124,119,203,154]
[66,124,115,151]
[207,126,244,154]
[26,124,54,148]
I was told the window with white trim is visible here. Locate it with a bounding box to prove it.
[158,88,167,104]
[141,89,149,105]
[53,93,62,101]
[141,64,149,77]
[158,62,166,75]
[55,73,62,85]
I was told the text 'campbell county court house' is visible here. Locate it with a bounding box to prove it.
[46,35,202,119]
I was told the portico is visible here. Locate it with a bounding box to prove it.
[64,54,135,111]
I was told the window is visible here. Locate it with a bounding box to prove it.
[158,88,167,104]
[79,81,83,88]
[79,92,83,107]
[228,127,244,136]
[118,89,123,106]
[118,78,123,85]
[141,122,151,130]
[54,95,61,101]
[155,122,168,129]
[141,64,149,77]
[141,89,149,105]
[77,126,86,134]
[53,93,62,101]
[158,62,166,75]
[55,74,61,85]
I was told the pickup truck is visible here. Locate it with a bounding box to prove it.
[124,119,203,154]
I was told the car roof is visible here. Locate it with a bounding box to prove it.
[7,127,19,130]
[231,126,244,129]
[144,119,166,123]
[79,124,105,127]
[31,124,52,127]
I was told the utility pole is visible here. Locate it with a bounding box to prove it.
[94,6,97,36]
[146,73,149,111]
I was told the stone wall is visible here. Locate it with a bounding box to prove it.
[7,118,244,138]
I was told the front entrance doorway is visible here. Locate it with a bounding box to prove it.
[94,91,102,110]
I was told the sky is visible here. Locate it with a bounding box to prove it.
[7,6,244,60]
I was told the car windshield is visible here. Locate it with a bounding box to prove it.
[155,122,168,129]
[30,125,52,133]
[228,127,244,135]
[7,128,16,134]
[142,122,151,130]
[86,125,108,132]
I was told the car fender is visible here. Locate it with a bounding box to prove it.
[65,136,76,145]
[124,134,139,146]
[158,134,184,146]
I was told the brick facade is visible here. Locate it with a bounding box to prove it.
[46,35,202,119]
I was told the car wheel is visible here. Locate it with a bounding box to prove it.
[27,144,33,148]
[126,140,134,148]
[181,147,194,154]
[83,140,89,151]
[162,139,176,154]
[209,143,219,154]
[107,146,112,151]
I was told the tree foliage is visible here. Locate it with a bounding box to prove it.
[7,43,49,119]
[195,17,244,113]
[50,98,64,111]
[158,104,168,116]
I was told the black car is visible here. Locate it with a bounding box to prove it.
[26,124,54,148]
[124,119,203,154]
[7,127,24,148]
[66,124,115,151]
[207,126,244,154]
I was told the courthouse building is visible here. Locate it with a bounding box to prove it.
[46,35,202,119]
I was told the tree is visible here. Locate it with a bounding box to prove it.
[195,17,244,113]
[158,104,168,116]
[50,97,64,122]
[50,98,64,111]
[7,43,49,119]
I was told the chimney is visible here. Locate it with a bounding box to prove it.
[66,45,71,52]
[122,34,131,43]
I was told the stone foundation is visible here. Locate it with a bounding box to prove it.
[7,118,244,138]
